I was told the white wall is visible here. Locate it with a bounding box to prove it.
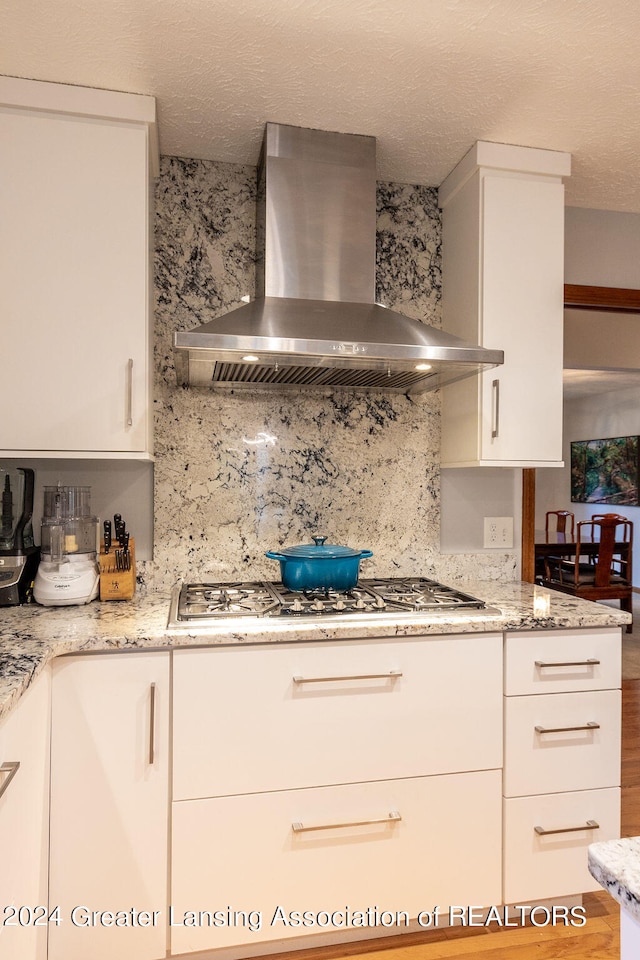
[535,205,640,586]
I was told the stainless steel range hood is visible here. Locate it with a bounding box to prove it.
[174,123,503,394]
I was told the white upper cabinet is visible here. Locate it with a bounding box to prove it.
[439,141,571,467]
[0,77,158,459]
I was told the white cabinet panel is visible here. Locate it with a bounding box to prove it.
[504,689,621,797]
[0,669,50,960]
[0,80,154,458]
[504,628,621,695]
[440,142,569,467]
[48,652,169,960]
[503,787,620,903]
[171,770,502,954]
[173,634,503,800]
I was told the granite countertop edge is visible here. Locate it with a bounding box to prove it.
[589,837,640,921]
[0,579,630,724]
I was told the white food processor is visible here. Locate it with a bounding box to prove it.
[33,485,100,606]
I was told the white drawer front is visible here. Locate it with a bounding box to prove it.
[173,635,503,800]
[503,787,620,903]
[504,629,620,696]
[504,689,621,797]
[171,770,502,954]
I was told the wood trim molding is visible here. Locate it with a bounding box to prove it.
[565,284,640,313]
[521,469,536,584]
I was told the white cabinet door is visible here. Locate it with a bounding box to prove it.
[503,787,620,903]
[504,628,621,696]
[440,142,569,468]
[0,96,152,457]
[504,689,621,797]
[173,634,503,799]
[48,652,169,960]
[0,669,50,960]
[171,770,503,954]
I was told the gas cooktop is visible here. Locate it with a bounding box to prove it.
[167,577,500,629]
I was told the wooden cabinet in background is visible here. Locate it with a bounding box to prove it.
[0,77,158,459]
[439,141,571,468]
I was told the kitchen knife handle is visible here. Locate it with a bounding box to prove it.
[148,683,156,765]
[126,358,134,427]
[292,810,401,833]
[103,520,111,553]
[0,761,20,801]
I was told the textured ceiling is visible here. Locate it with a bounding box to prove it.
[2,0,640,211]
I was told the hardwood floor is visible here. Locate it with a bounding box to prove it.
[269,680,640,960]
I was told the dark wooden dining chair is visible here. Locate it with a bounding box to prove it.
[545,510,575,542]
[541,515,633,631]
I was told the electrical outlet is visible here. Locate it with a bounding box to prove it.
[484,517,514,548]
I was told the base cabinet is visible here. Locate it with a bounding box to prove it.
[0,669,50,960]
[0,623,622,959]
[48,652,170,960]
[503,787,621,902]
[171,770,503,954]
[503,628,621,903]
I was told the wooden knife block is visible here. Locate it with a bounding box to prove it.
[99,537,136,601]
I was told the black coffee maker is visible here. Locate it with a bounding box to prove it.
[0,467,40,605]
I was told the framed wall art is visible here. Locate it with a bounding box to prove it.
[571,435,640,506]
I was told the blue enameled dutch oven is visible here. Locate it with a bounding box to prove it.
[265,536,373,591]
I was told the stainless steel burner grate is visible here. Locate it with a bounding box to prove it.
[169,577,492,628]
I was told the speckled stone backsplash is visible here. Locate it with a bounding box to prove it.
[141,156,514,591]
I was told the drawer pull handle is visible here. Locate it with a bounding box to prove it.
[535,721,600,734]
[534,819,599,836]
[126,358,134,427]
[292,810,402,833]
[0,761,20,800]
[491,378,500,438]
[293,670,402,684]
[535,658,600,668]
[149,683,156,765]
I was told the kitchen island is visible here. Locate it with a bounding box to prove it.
[0,580,630,960]
[0,578,630,721]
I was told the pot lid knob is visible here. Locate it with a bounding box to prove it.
[312,535,327,547]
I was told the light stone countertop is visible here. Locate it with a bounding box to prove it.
[0,579,630,723]
[589,837,640,921]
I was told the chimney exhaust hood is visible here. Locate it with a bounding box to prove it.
[173,123,504,394]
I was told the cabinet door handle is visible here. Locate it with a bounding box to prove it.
[534,819,599,836]
[148,683,156,765]
[126,358,134,427]
[535,721,600,734]
[491,378,500,438]
[293,670,402,684]
[0,761,20,800]
[292,810,402,833]
[535,658,600,668]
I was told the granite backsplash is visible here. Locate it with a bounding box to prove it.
[139,156,516,591]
